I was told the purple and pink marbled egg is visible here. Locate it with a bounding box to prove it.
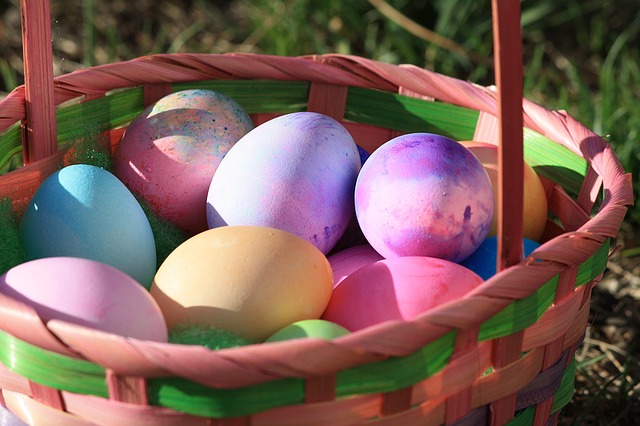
[355,133,493,263]
[207,112,361,254]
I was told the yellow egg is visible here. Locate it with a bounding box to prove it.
[150,226,334,341]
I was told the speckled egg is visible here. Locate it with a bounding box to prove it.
[207,112,361,254]
[354,133,494,263]
[0,257,168,341]
[19,164,156,288]
[150,226,334,342]
[114,89,253,235]
[322,256,484,331]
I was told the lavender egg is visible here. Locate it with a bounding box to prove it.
[354,133,493,263]
[207,112,361,254]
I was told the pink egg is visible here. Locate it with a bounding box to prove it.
[355,133,493,263]
[327,244,383,288]
[0,257,168,341]
[322,256,484,331]
[114,89,253,235]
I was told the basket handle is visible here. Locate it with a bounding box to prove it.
[19,0,526,270]
[491,0,524,271]
[20,0,58,164]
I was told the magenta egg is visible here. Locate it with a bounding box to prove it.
[207,112,361,254]
[0,257,168,341]
[327,244,383,288]
[114,89,253,235]
[354,133,493,262]
[322,256,484,331]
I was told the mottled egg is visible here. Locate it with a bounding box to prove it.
[322,256,484,331]
[114,89,253,235]
[150,226,334,342]
[19,164,156,288]
[207,112,361,254]
[0,257,168,341]
[355,133,494,263]
[328,244,383,288]
[460,141,548,242]
[461,236,541,280]
[265,319,350,342]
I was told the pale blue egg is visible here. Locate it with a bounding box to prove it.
[19,164,156,288]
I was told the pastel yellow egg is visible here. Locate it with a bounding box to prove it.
[150,226,334,341]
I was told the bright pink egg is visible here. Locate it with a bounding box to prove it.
[322,256,484,331]
[114,89,253,235]
[327,244,383,288]
[355,133,493,263]
[0,257,168,341]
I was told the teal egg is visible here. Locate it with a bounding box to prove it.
[19,164,157,288]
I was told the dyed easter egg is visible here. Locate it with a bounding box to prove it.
[0,257,168,341]
[461,236,541,280]
[150,226,334,341]
[265,319,350,342]
[114,89,253,235]
[355,133,494,263]
[322,256,484,331]
[207,112,361,254]
[328,244,383,288]
[460,141,548,242]
[19,164,156,288]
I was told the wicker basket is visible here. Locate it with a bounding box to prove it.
[0,1,634,425]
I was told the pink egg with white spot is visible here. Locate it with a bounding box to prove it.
[114,89,253,235]
[207,112,361,254]
[0,257,168,342]
[355,133,493,263]
[328,244,383,288]
[322,256,484,331]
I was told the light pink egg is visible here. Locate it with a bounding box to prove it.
[327,244,383,288]
[114,89,253,235]
[0,257,168,341]
[322,256,484,331]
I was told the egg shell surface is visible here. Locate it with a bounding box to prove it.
[0,257,168,341]
[206,112,361,254]
[19,164,156,288]
[355,133,494,262]
[265,319,350,342]
[114,89,253,235]
[461,236,541,280]
[328,244,383,288]
[322,256,484,331]
[460,141,549,242]
[150,225,334,342]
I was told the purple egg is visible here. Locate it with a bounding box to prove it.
[207,112,361,254]
[355,133,493,262]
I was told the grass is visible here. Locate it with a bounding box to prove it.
[0,0,638,424]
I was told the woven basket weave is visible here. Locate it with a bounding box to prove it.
[0,1,634,425]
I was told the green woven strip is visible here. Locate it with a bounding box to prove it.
[0,122,22,175]
[174,80,310,114]
[479,239,609,341]
[56,87,145,150]
[523,128,588,198]
[507,405,535,425]
[0,330,107,397]
[345,87,479,141]
[335,330,455,396]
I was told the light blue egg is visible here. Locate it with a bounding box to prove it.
[19,164,156,288]
[461,236,541,280]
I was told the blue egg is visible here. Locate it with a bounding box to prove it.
[357,145,371,165]
[19,164,156,288]
[461,236,541,280]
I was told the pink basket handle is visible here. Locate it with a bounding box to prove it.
[19,0,526,270]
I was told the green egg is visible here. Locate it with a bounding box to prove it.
[265,319,350,342]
